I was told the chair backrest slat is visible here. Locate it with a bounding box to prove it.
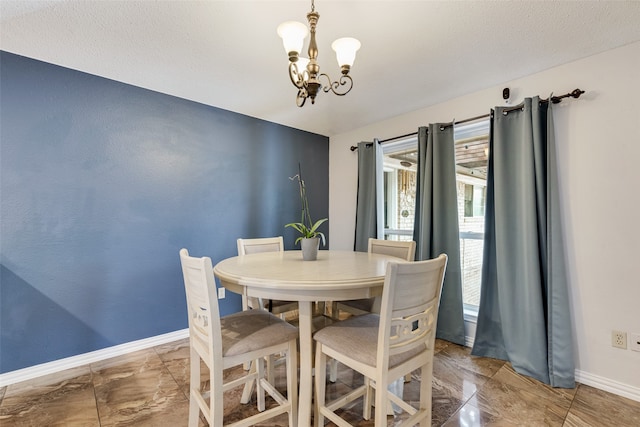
[237,236,284,255]
[378,254,447,366]
[180,248,222,358]
[236,237,285,311]
[391,263,444,313]
[368,238,416,261]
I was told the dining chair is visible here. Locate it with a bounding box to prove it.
[237,236,298,318]
[314,254,448,427]
[179,248,298,427]
[237,236,299,383]
[332,238,416,318]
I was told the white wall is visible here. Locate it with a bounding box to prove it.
[329,41,640,398]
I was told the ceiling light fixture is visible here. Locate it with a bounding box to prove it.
[277,0,361,107]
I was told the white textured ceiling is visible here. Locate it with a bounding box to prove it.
[2,1,640,136]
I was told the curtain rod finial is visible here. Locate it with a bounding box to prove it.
[571,89,585,98]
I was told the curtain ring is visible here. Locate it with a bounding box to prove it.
[439,118,454,131]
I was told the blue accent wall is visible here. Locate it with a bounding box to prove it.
[0,51,329,373]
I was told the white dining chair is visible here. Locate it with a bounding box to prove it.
[180,248,298,427]
[237,236,300,385]
[314,254,448,427]
[329,239,417,386]
[332,238,416,318]
[237,236,299,318]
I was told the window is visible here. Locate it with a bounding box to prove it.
[381,120,489,313]
[463,184,485,217]
[455,120,489,312]
[382,138,417,242]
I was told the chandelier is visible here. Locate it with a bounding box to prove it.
[277,0,361,107]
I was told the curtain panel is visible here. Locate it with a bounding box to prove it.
[413,125,466,345]
[472,98,575,388]
[354,140,382,251]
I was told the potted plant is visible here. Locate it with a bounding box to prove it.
[285,164,327,260]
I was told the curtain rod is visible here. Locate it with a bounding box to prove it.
[349,88,585,151]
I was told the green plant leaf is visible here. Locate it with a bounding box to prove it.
[286,165,328,247]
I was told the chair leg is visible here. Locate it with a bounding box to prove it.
[210,360,224,427]
[314,343,327,427]
[363,377,372,420]
[330,301,339,320]
[240,360,256,404]
[287,340,298,427]
[256,356,266,412]
[242,296,251,371]
[316,301,326,316]
[188,391,200,427]
[419,363,432,427]
[374,378,386,427]
[188,352,201,427]
[267,355,276,383]
[329,358,337,383]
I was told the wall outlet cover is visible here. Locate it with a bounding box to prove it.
[218,287,225,299]
[612,330,627,349]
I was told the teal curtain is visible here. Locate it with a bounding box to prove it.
[354,141,382,251]
[472,98,575,388]
[413,125,465,345]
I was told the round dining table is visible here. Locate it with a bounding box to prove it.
[213,249,399,427]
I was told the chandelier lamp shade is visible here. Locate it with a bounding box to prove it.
[277,0,361,107]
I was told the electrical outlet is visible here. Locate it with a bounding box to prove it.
[631,333,640,352]
[218,287,226,299]
[612,330,627,349]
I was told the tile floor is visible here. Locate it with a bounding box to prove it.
[1,337,639,426]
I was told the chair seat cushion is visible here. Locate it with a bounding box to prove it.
[340,298,374,312]
[221,310,298,357]
[313,314,425,368]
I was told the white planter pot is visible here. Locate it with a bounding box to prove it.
[300,237,320,261]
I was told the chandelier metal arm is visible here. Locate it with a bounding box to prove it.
[288,62,307,89]
[296,88,308,107]
[319,73,354,96]
[289,62,320,106]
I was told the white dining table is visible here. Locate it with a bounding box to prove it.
[213,249,399,427]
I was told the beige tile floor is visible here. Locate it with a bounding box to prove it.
[1,337,639,426]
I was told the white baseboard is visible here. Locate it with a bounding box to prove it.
[465,335,475,348]
[0,329,189,388]
[575,369,640,403]
[463,317,476,348]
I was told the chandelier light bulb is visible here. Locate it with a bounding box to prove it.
[332,37,361,69]
[296,57,310,73]
[277,21,308,60]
